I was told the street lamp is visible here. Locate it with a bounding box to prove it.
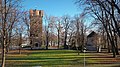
[83,46,86,67]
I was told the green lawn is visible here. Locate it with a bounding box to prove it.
[0,50,120,67]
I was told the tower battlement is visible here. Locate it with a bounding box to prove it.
[29,9,43,17]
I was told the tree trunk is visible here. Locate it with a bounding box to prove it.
[64,40,67,49]
[1,37,6,67]
[1,47,6,67]
[57,29,60,49]
[5,45,9,53]
[19,44,21,54]
[19,33,22,54]
[46,31,49,50]
[64,31,67,49]
[111,42,116,58]
[77,47,80,55]
[103,22,116,57]
[114,34,119,55]
[81,32,84,52]
[107,36,110,53]
[6,31,12,53]
[115,47,119,55]
[46,38,49,50]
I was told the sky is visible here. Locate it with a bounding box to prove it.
[21,0,94,35]
[22,0,94,31]
[22,0,83,17]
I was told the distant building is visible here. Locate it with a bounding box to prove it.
[86,31,99,51]
[29,9,43,48]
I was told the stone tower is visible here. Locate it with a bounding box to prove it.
[29,9,43,48]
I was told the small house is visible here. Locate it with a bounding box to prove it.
[86,31,98,51]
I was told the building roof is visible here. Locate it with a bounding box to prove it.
[87,31,97,38]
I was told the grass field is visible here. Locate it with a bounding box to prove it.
[0,50,120,67]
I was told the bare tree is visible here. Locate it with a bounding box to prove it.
[0,0,21,66]
[67,20,76,49]
[6,7,21,53]
[48,16,56,47]
[22,11,30,42]
[73,13,87,54]
[15,25,25,54]
[55,17,63,49]
[44,14,50,49]
[62,15,71,49]
[75,0,120,57]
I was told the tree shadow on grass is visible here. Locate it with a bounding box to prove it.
[86,56,113,58]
